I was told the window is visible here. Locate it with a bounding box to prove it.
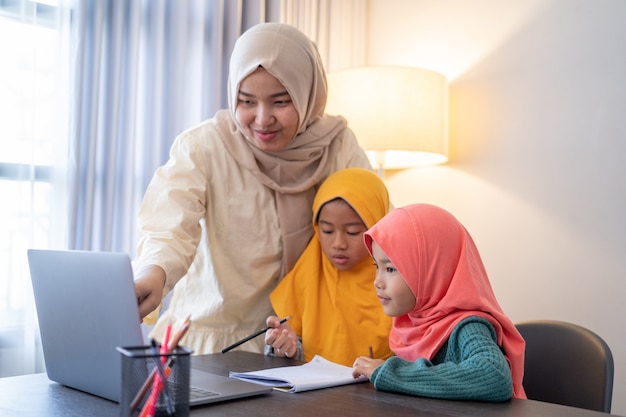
[0,0,66,376]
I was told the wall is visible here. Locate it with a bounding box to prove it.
[367,0,626,414]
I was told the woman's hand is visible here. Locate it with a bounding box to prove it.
[134,265,166,319]
[264,315,298,358]
[352,356,385,379]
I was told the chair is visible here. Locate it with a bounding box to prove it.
[515,320,614,413]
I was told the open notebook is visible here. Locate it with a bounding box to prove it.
[230,355,368,393]
[27,249,271,406]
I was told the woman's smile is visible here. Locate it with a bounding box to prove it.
[254,129,278,142]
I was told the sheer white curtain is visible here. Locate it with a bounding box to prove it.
[0,0,280,378]
[0,0,71,377]
[279,0,367,72]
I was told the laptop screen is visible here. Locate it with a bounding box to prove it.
[27,249,272,406]
[28,249,145,402]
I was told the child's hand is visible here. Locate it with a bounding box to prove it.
[352,356,384,379]
[264,316,298,358]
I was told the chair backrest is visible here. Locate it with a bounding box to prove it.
[515,320,614,413]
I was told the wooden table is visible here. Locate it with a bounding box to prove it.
[0,351,621,417]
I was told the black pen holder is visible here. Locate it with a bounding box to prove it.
[118,345,192,417]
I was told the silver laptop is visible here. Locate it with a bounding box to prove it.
[27,249,271,406]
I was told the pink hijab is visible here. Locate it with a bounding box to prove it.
[364,204,526,399]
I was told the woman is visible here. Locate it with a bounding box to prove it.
[133,22,371,355]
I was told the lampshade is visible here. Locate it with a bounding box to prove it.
[325,66,448,172]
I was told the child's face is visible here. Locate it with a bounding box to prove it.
[371,241,416,317]
[317,199,369,271]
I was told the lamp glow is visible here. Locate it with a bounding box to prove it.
[325,66,448,174]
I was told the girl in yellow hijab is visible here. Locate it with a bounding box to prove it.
[265,168,393,366]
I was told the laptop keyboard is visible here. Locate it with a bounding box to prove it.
[189,385,220,400]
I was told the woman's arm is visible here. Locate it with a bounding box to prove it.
[135,133,209,296]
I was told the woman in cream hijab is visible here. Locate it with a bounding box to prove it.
[266,168,393,366]
[133,23,371,355]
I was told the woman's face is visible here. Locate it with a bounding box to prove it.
[235,67,299,152]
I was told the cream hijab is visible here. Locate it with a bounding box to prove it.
[271,168,393,365]
[364,204,526,399]
[215,22,348,275]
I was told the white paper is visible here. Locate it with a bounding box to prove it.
[229,355,368,393]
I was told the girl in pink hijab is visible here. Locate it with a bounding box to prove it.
[352,203,526,401]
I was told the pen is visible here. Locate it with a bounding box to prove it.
[368,346,374,359]
[221,316,291,354]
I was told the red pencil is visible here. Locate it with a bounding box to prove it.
[130,316,191,413]
[139,325,172,417]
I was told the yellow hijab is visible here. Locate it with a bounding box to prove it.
[270,168,393,366]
